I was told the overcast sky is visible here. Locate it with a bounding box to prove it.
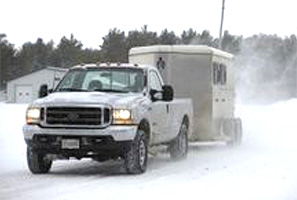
[0,0,296,49]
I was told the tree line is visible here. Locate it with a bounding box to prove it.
[1,26,297,101]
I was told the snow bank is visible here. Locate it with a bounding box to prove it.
[0,103,27,173]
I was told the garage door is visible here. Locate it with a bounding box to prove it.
[15,85,33,103]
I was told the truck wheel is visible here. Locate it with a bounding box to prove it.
[169,121,188,160]
[124,130,148,174]
[27,147,52,174]
[225,118,242,146]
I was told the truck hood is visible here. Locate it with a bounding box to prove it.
[32,92,145,108]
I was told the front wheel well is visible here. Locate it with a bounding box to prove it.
[138,119,150,140]
[182,115,189,129]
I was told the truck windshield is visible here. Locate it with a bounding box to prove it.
[55,68,144,93]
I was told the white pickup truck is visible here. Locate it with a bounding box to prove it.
[23,63,193,174]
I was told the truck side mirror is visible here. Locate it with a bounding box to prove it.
[150,89,163,102]
[162,85,174,101]
[39,84,48,98]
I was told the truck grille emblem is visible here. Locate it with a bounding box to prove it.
[68,113,79,121]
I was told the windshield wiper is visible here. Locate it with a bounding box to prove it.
[93,89,128,93]
[57,88,87,92]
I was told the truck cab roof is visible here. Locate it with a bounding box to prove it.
[70,63,156,72]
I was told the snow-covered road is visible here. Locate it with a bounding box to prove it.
[1,101,297,200]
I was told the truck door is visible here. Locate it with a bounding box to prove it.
[148,70,169,143]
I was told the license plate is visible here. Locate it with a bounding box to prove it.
[62,139,80,149]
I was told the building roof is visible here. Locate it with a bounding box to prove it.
[8,66,68,83]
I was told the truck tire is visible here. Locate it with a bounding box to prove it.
[169,120,188,160]
[224,118,242,146]
[27,147,52,174]
[124,130,148,174]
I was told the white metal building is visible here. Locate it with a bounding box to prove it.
[7,67,67,103]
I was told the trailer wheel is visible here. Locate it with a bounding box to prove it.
[27,147,52,174]
[124,130,148,174]
[233,118,243,145]
[225,118,242,146]
[169,120,188,160]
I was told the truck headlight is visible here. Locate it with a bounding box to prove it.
[112,109,133,124]
[26,107,41,124]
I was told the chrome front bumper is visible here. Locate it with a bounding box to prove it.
[23,124,138,141]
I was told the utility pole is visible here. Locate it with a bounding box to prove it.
[0,34,7,90]
[219,0,225,49]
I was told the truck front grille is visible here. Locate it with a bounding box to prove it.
[45,106,111,127]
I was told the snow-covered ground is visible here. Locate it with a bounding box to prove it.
[1,100,297,200]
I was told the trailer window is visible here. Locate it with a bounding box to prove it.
[213,63,227,85]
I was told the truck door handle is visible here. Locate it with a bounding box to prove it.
[166,104,169,113]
